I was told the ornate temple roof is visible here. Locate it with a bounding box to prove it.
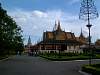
[43,21,76,41]
[40,21,87,45]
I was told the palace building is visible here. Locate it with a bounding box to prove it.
[26,21,87,53]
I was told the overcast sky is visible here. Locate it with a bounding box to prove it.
[1,0,100,44]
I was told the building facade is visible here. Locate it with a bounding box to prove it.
[30,21,87,53]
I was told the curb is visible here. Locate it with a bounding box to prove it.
[0,57,10,61]
[0,55,14,61]
[79,70,91,75]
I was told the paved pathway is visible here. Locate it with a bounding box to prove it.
[0,55,100,75]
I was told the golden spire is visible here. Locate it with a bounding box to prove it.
[80,28,83,37]
[53,20,57,31]
[79,28,85,39]
[57,20,62,31]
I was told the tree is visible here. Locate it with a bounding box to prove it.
[0,3,24,56]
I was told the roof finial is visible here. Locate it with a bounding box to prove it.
[58,20,60,25]
[57,20,62,31]
[80,28,84,37]
[53,20,57,31]
[81,28,83,35]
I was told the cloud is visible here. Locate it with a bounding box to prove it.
[7,9,100,44]
[69,0,80,5]
[32,10,48,18]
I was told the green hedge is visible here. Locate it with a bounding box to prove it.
[39,52,84,56]
[39,52,100,61]
[40,55,89,61]
[82,64,100,75]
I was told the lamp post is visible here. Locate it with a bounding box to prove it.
[79,0,99,65]
[86,24,92,65]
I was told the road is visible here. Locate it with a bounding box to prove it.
[0,55,100,75]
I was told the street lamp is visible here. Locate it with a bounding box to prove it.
[79,0,99,65]
[86,24,92,65]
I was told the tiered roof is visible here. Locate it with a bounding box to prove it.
[41,20,87,45]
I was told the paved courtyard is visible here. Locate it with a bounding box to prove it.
[0,55,100,75]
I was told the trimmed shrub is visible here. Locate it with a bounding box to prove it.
[82,64,100,75]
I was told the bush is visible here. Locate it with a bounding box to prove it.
[82,64,100,75]
[92,64,100,68]
[39,54,90,61]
